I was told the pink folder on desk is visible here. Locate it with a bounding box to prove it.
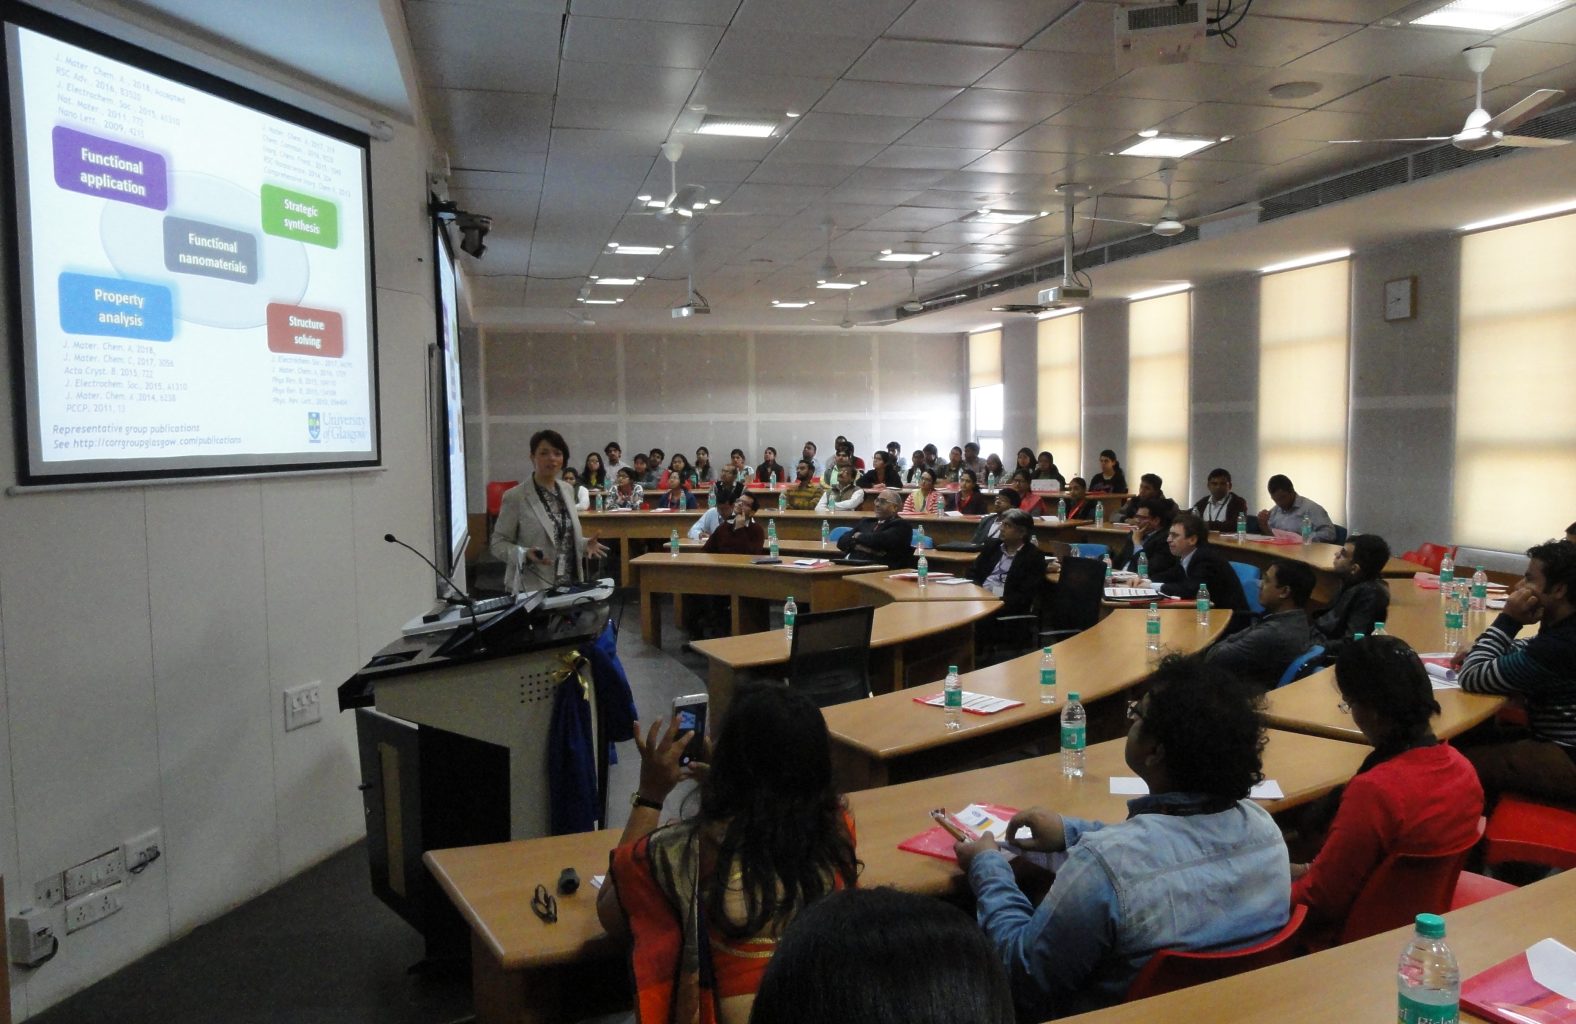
[898,803,1020,862]
[1463,950,1576,1024]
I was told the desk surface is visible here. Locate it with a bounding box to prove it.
[1060,867,1576,1024]
[690,600,1000,672]
[632,551,884,581]
[425,727,1365,972]
[846,571,1001,603]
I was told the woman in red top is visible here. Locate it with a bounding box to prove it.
[599,686,860,1024]
[956,469,990,515]
[901,468,945,515]
[1290,637,1483,940]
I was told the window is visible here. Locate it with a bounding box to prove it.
[1037,311,1082,475]
[1456,213,1576,551]
[1127,291,1190,496]
[1258,259,1350,522]
[969,328,1003,451]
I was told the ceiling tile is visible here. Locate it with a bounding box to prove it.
[813,81,964,118]
[898,119,1031,149]
[1315,74,1473,115]
[427,89,554,169]
[861,206,967,231]
[822,185,927,205]
[466,275,528,307]
[866,146,990,170]
[1043,94,1195,131]
[449,187,542,221]
[999,122,1129,154]
[689,71,835,112]
[569,0,740,25]
[1024,2,1115,55]
[1102,61,1290,103]
[729,0,911,38]
[1507,5,1576,45]
[669,134,780,160]
[790,111,920,144]
[557,60,701,104]
[1281,25,1482,78]
[1237,68,1391,109]
[722,182,827,212]
[708,29,869,78]
[747,159,856,186]
[846,40,1013,88]
[562,16,725,69]
[552,97,681,142]
[449,168,547,191]
[1192,15,1362,69]
[976,49,1124,92]
[1251,105,1460,143]
[886,0,1075,47]
[1187,135,1326,166]
[768,136,888,164]
[839,166,952,189]
[410,21,559,93]
[904,187,1017,208]
[1157,101,1301,136]
[962,149,1070,176]
[930,87,1075,122]
[932,169,1055,194]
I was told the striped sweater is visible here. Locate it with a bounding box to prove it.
[1459,612,1576,748]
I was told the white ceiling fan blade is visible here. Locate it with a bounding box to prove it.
[1496,134,1571,148]
[1483,89,1564,133]
[856,317,900,326]
[1189,203,1262,225]
[1087,214,1153,226]
[1328,136,1453,144]
[1099,190,1167,202]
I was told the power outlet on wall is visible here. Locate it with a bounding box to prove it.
[64,882,123,933]
[64,848,126,899]
[34,872,65,908]
[123,828,163,875]
[284,682,322,731]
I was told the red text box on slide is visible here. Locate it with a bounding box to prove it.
[266,303,344,358]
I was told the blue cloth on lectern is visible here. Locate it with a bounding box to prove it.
[582,617,639,757]
[548,672,598,835]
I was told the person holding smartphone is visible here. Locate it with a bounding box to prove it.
[701,493,766,555]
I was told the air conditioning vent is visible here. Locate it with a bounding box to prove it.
[1125,2,1203,30]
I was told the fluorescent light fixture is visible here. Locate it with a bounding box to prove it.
[1117,133,1224,159]
[1036,306,1083,320]
[578,298,622,305]
[591,276,642,286]
[772,299,814,308]
[645,199,667,209]
[878,249,941,262]
[816,280,866,290]
[1127,282,1192,301]
[1259,249,1352,274]
[785,110,801,118]
[694,115,778,138]
[1412,0,1565,30]
[636,194,652,202]
[1459,198,1576,232]
[606,243,672,255]
[970,322,1002,333]
[966,209,1050,225]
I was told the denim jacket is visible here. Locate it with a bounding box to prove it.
[968,791,1290,1020]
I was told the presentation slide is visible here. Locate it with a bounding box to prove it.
[4,12,378,484]
[436,225,468,568]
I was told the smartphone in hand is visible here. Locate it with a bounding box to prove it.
[671,693,709,766]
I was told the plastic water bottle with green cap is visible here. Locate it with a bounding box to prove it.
[708,487,716,509]
[1300,513,1313,545]
[784,595,797,644]
[1137,549,1149,585]
[916,552,929,591]
[1094,501,1104,526]
[1439,553,1455,595]
[1373,622,1388,636]
[820,519,830,548]
[1102,552,1113,583]
[1469,566,1488,612]
[1039,647,1057,706]
[1146,602,1162,662]
[943,666,961,731]
[595,490,604,512]
[1060,693,1085,777]
[669,529,679,557]
[1236,511,1247,543]
[1196,583,1210,627]
[1057,497,1067,520]
[1397,912,1458,1024]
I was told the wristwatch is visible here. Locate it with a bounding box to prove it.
[630,792,663,811]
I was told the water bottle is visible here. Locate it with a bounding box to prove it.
[943,665,962,731]
[1444,598,1464,653]
[595,490,604,512]
[917,552,929,591]
[820,519,830,548]
[1137,550,1149,585]
[767,518,778,542]
[778,489,787,511]
[1439,554,1455,595]
[769,533,780,558]
[1102,552,1113,583]
[669,528,679,557]
[1146,602,1162,657]
[1094,501,1105,526]
[769,471,777,488]
[1353,633,1366,642]
[1039,647,1057,706]
[784,595,797,643]
[1196,583,1211,627]
[1373,622,1388,636]
[1397,913,1459,1024]
[1469,567,1488,612]
[1300,513,1312,545]
[707,487,716,509]
[1236,511,1247,543]
[1060,693,1086,777]
[916,524,928,547]
[1057,497,1067,520]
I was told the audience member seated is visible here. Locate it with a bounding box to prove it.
[694,446,715,484]
[956,469,990,515]
[1034,450,1066,488]
[984,453,1006,484]
[1115,473,1177,523]
[658,453,696,491]
[784,460,824,511]
[1204,562,1317,690]
[1191,467,1251,533]
[581,451,608,490]
[1151,513,1250,612]
[1062,477,1097,521]
[961,441,986,478]
[800,440,821,478]
[856,450,902,490]
[1009,470,1042,515]
[730,448,754,481]
[609,467,645,510]
[755,447,788,485]
[834,438,864,471]
[1014,447,1037,480]
[561,467,591,511]
[970,489,1018,545]
[1118,497,1178,580]
[1292,637,1482,944]
[904,450,930,484]
[634,453,661,489]
[816,455,865,512]
[688,480,742,541]
[749,887,1015,1024]
[902,469,945,515]
[1312,534,1392,659]
[1088,449,1127,493]
[939,446,965,482]
[836,490,912,568]
[703,494,766,555]
[648,447,665,474]
[656,478,696,511]
[955,657,1289,1020]
[968,509,1047,615]
[600,687,859,1024]
[1457,539,1576,806]
[1257,474,1336,542]
[603,440,626,478]
[886,441,907,473]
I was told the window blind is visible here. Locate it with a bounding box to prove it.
[968,329,1002,388]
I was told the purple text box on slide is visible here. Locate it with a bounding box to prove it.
[52,126,167,210]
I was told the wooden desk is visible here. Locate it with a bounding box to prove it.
[1207,537,1428,604]
[755,509,1092,549]
[579,510,705,582]
[633,552,885,647]
[847,571,1000,606]
[1059,867,1576,1024]
[825,608,1229,788]
[425,728,1364,1024]
[690,600,1000,718]
[677,536,978,571]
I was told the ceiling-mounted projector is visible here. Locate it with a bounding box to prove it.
[672,301,710,318]
[1038,284,1092,306]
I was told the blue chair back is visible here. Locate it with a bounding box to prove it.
[1277,645,1327,688]
[1333,525,1349,545]
[910,530,935,548]
[828,526,852,543]
[1071,543,1108,560]
[1231,561,1264,614]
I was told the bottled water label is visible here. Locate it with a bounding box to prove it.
[944,688,962,710]
[1398,993,1458,1024]
[1060,722,1085,750]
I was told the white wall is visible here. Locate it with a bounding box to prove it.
[0,115,437,1024]
[472,329,967,486]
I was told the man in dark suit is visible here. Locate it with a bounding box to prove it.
[968,509,1048,615]
[1118,497,1178,579]
[1151,512,1249,613]
[836,489,913,568]
[960,488,1019,547]
[1190,467,1252,533]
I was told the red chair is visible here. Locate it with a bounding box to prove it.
[1336,832,1478,944]
[486,480,518,518]
[1483,794,1576,871]
[1401,542,1458,573]
[1450,870,1517,909]
[1124,905,1309,1001]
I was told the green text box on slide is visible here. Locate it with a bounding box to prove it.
[260,184,339,248]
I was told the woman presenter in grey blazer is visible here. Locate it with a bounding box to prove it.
[490,429,609,591]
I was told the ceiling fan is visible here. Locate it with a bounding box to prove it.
[812,291,898,329]
[1330,45,1568,152]
[633,141,729,220]
[1081,163,1259,237]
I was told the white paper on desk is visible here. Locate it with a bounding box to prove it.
[1037,516,1062,525]
[1105,586,1162,599]
[1271,528,1301,541]
[1527,938,1576,1001]
[942,510,964,517]
[935,576,974,586]
[1424,662,1460,688]
[1110,777,1284,800]
[591,874,605,890]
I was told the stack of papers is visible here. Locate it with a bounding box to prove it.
[1105,586,1163,599]
[1420,654,1460,689]
[934,576,976,586]
[914,691,1024,714]
[789,558,832,568]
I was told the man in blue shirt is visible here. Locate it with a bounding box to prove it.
[955,657,1290,1019]
[1256,473,1336,542]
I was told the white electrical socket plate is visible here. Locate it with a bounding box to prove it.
[64,848,125,899]
[123,828,161,873]
[34,872,64,908]
[283,681,322,731]
[64,881,124,933]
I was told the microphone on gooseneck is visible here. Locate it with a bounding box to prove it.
[383,533,479,630]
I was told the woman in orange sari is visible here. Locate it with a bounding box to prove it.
[598,685,859,1024]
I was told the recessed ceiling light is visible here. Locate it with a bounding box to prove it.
[785,111,801,118]
[1259,249,1351,274]
[965,209,1049,225]
[1459,198,1576,231]
[606,243,672,255]
[816,280,867,289]
[878,249,941,262]
[694,115,778,138]
[1116,133,1224,158]
[636,194,652,202]
[1268,81,1323,100]
[1127,282,1192,301]
[772,299,814,308]
[1137,129,1160,138]
[578,298,622,305]
[645,199,667,209]
[1412,0,1565,31]
[591,277,642,286]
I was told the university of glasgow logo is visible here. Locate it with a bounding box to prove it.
[307,411,321,442]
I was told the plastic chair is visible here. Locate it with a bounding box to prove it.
[828,526,852,543]
[1482,794,1576,871]
[1124,905,1309,1001]
[1070,543,1109,560]
[486,480,518,518]
[1276,645,1326,688]
[1332,525,1349,546]
[1335,831,1479,944]
[786,605,876,708]
[910,531,935,549]
[1041,557,1105,642]
[1450,871,1517,909]
[1229,561,1263,614]
[1402,543,1458,574]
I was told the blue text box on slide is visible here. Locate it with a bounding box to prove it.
[162,216,259,284]
[58,272,174,341]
